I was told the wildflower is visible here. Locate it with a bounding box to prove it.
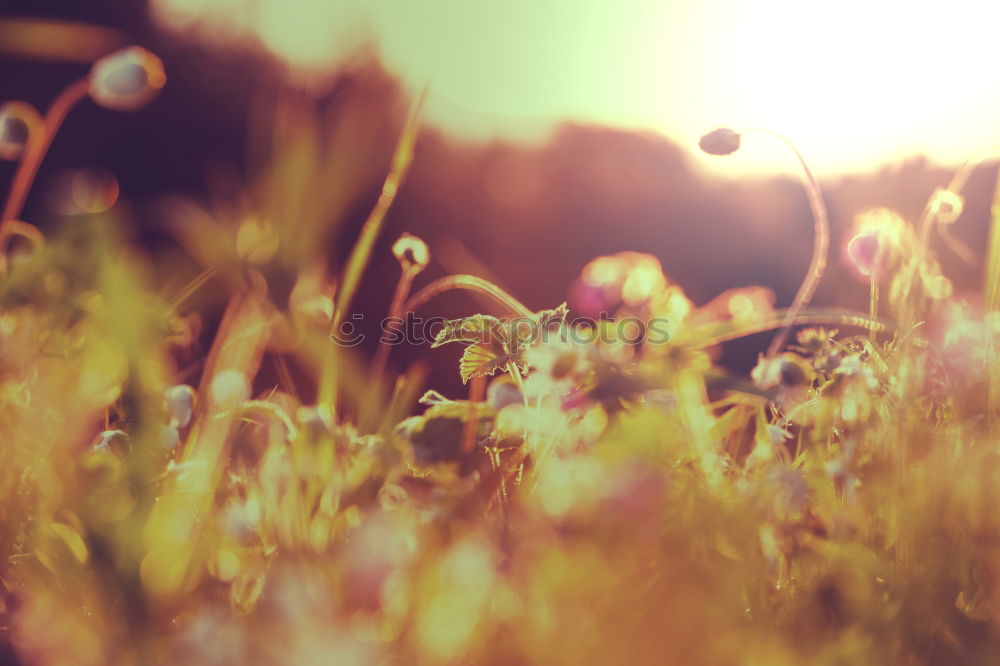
[847,232,880,277]
[0,101,40,161]
[392,233,430,272]
[88,46,166,111]
[848,208,910,275]
[698,127,741,156]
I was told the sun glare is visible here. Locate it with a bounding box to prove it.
[154,0,1000,174]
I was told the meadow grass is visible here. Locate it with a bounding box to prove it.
[2,47,1000,666]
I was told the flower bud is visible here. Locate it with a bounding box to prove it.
[847,232,880,277]
[88,46,166,111]
[392,233,430,272]
[0,101,41,161]
[698,128,741,156]
[165,384,197,429]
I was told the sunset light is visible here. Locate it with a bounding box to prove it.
[152,0,1000,175]
[4,2,1000,664]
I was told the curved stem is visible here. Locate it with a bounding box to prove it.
[903,147,1000,324]
[0,77,90,271]
[742,128,830,357]
[403,274,533,318]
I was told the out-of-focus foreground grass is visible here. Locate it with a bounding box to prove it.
[3,40,1000,666]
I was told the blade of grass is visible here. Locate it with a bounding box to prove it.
[319,90,426,408]
[985,169,1000,421]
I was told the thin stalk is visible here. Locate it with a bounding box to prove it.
[903,148,1000,324]
[363,263,420,429]
[505,359,526,394]
[0,78,90,272]
[370,264,420,385]
[917,148,1000,248]
[319,91,425,408]
[985,169,1000,425]
[740,128,830,357]
[868,271,879,344]
[460,375,486,454]
[169,266,220,311]
[403,274,533,318]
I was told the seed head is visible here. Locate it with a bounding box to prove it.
[392,233,430,273]
[88,46,166,111]
[698,128,741,156]
[0,101,41,161]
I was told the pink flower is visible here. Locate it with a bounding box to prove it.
[847,232,880,277]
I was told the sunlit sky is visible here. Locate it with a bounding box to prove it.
[153,0,1000,176]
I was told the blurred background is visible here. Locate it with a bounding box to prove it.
[1,0,997,391]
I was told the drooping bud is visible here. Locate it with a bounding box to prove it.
[928,188,964,225]
[88,46,166,111]
[0,101,41,161]
[698,128,741,156]
[392,232,430,273]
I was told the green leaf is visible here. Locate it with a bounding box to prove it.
[431,314,504,348]
[431,304,568,383]
[459,342,511,384]
[535,302,569,330]
[504,302,570,353]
